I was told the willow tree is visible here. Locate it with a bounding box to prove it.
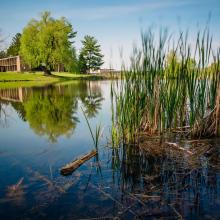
[20,11,76,75]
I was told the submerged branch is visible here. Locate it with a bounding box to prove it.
[165,142,193,155]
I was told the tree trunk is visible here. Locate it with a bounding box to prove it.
[42,66,51,75]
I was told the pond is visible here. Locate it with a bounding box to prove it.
[0,80,220,219]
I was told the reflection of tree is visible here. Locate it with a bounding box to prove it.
[11,102,26,121]
[0,80,104,141]
[81,82,104,118]
[0,103,7,126]
[81,94,104,118]
[23,88,79,142]
[52,81,104,119]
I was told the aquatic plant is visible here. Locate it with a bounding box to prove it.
[82,107,102,150]
[112,28,220,143]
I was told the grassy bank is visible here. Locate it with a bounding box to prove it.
[0,72,59,82]
[52,72,118,80]
[0,72,59,88]
[0,71,118,88]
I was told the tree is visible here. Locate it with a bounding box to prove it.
[79,35,104,73]
[65,47,79,73]
[20,11,77,75]
[7,33,21,56]
[0,29,6,58]
[165,50,180,78]
[0,50,6,58]
[186,58,197,70]
[78,52,87,73]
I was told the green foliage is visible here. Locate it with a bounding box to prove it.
[20,11,77,74]
[0,50,6,58]
[64,47,79,73]
[79,35,104,73]
[165,50,197,78]
[165,50,180,78]
[78,53,87,74]
[7,33,21,56]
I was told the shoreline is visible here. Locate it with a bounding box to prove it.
[0,71,120,89]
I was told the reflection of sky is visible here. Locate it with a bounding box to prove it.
[0,0,219,69]
[0,81,112,172]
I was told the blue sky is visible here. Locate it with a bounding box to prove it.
[0,0,220,68]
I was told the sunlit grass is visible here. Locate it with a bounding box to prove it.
[0,81,55,89]
[0,72,58,82]
[0,71,118,88]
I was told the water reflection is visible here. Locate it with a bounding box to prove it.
[109,139,220,219]
[0,81,104,142]
[0,103,7,126]
[0,81,220,219]
[81,81,104,118]
[23,88,79,142]
[5,177,26,206]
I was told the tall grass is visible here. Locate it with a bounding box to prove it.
[112,28,220,143]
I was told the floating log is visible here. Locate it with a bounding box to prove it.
[60,150,97,176]
[165,142,193,155]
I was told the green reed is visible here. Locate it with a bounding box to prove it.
[82,107,102,150]
[112,28,220,143]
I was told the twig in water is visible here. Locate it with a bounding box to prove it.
[165,142,193,155]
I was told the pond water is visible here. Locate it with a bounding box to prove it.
[0,80,220,220]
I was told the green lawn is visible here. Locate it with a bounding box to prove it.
[0,81,56,89]
[0,72,59,82]
[52,72,115,80]
[0,71,115,81]
[0,71,118,89]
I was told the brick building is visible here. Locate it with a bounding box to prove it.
[0,55,65,72]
